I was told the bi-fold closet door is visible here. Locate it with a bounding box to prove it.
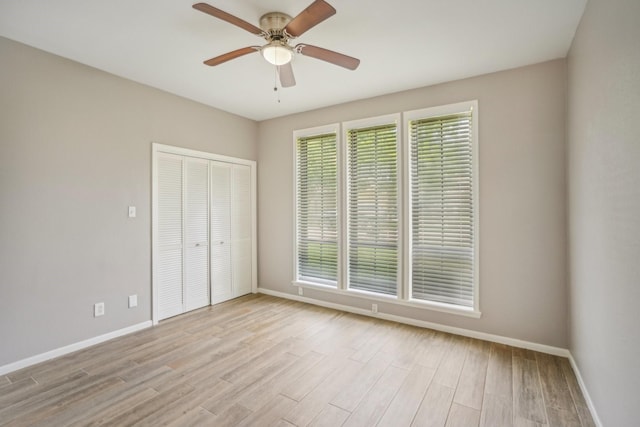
[210,161,252,304]
[154,148,254,322]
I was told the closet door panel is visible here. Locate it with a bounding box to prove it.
[210,161,233,303]
[185,158,210,311]
[158,249,183,319]
[157,153,184,319]
[232,164,252,296]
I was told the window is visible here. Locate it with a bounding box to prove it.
[294,126,339,285]
[408,106,476,308]
[345,117,400,296]
[293,101,478,317]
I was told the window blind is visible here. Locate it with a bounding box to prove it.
[410,111,474,307]
[296,133,338,283]
[347,124,398,295]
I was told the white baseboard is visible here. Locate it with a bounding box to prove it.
[258,287,570,357]
[0,321,152,376]
[568,354,603,427]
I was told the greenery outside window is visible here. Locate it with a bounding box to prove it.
[345,118,400,296]
[294,126,339,285]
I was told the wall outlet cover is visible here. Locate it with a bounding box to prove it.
[129,294,138,308]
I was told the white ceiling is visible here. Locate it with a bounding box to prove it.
[0,0,586,121]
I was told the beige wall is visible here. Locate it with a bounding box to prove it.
[567,0,640,425]
[258,59,568,348]
[0,37,258,366]
[0,32,575,370]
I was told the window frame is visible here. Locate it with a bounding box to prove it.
[404,101,480,315]
[292,101,480,318]
[292,123,341,288]
[342,114,403,299]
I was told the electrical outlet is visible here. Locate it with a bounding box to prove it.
[128,294,138,308]
[94,302,105,317]
[298,287,304,296]
[372,303,378,314]
[128,206,136,218]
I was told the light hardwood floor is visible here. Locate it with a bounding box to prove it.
[0,294,595,427]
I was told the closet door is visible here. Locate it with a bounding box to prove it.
[153,143,255,323]
[231,164,252,296]
[184,158,209,311]
[210,161,233,303]
[157,153,184,320]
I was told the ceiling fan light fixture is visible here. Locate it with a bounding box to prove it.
[261,42,292,66]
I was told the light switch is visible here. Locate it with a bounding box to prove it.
[94,302,105,317]
[128,206,136,218]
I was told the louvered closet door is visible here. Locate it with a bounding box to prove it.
[157,153,184,320]
[184,158,210,311]
[231,164,252,296]
[210,161,233,303]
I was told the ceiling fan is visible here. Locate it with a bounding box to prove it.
[193,0,360,88]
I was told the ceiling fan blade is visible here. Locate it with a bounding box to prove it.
[193,3,263,36]
[296,44,360,70]
[278,63,296,88]
[284,0,336,38]
[203,47,259,66]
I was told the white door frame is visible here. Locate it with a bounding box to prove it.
[152,143,257,325]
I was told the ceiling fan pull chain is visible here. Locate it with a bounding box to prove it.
[274,66,281,103]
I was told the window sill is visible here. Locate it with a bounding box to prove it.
[292,280,481,319]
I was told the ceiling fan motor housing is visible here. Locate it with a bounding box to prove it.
[260,12,292,38]
[259,12,294,65]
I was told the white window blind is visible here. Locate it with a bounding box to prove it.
[347,123,398,295]
[296,132,338,283]
[410,110,475,307]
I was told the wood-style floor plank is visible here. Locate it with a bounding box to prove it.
[165,406,218,427]
[280,347,353,402]
[485,343,513,399]
[309,404,350,427]
[514,416,547,427]
[412,382,456,427]
[211,403,251,426]
[330,350,393,412]
[559,358,597,427]
[342,365,409,427]
[445,402,481,427]
[432,335,470,388]
[202,352,299,415]
[547,406,582,427]
[236,394,296,427]
[536,352,579,414]
[453,339,490,410]
[239,350,324,412]
[513,351,548,424]
[100,382,195,426]
[377,364,435,427]
[284,358,362,426]
[0,294,595,427]
[480,394,513,427]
